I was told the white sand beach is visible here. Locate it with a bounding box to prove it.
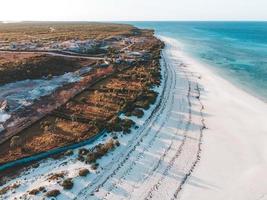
[1,36,267,200]
[161,37,267,200]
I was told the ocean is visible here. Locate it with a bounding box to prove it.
[128,22,267,102]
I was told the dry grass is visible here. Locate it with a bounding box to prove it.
[0,28,164,166]
[0,52,41,65]
[0,53,93,85]
[0,22,137,43]
[47,172,66,181]
[0,183,20,195]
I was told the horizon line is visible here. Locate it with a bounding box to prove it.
[1,20,267,23]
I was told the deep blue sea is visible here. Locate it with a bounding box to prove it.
[127,22,267,101]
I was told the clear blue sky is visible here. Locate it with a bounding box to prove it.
[1,0,267,21]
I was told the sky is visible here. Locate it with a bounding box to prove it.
[1,0,267,21]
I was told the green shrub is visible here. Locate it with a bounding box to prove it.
[115,140,120,146]
[85,152,97,164]
[79,168,90,177]
[134,100,150,110]
[91,163,99,170]
[78,148,89,156]
[39,187,46,192]
[131,108,144,118]
[46,189,60,197]
[121,119,135,131]
[29,189,39,195]
[64,150,74,156]
[61,178,74,190]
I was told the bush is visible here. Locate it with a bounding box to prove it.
[134,100,150,110]
[124,112,131,117]
[106,118,123,132]
[64,150,74,156]
[80,97,87,103]
[0,183,20,195]
[85,152,96,164]
[112,135,118,140]
[134,91,158,110]
[47,172,65,181]
[77,139,120,166]
[61,178,74,190]
[131,108,144,118]
[78,148,89,156]
[39,186,46,192]
[115,140,120,146]
[79,168,90,177]
[31,163,39,168]
[29,189,39,195]
[147,91,158,104]
[21,146,32,153]
[46,189,60,197]
[95,120,106,131]
[123,129,131,134]
[107,117,135,133]
[89,140,116,162]
[103,139,115,151]
[121,119,135,132]
[77,155,85,162]
[91,163,99,170]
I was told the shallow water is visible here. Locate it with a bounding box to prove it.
[128,22,267,101]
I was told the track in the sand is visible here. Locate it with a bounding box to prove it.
[99,59,177,200]
[76,45,205,200]
[75,55,173,199]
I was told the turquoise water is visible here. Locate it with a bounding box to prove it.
[127,22,267,101]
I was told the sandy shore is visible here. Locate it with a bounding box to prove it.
[161,37,267,200]
[0,34,202,199]
[1,35,267,200]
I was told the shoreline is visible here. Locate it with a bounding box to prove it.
[159,35,267,104]
[192,48,267,104]
[1,31,267,200]
[161,36,267,200]
[161,36,267,105]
